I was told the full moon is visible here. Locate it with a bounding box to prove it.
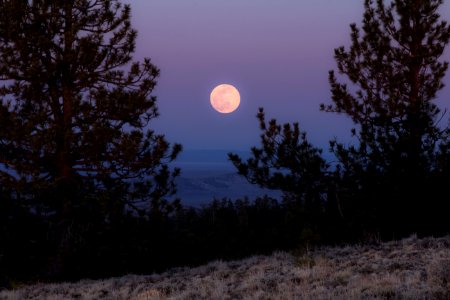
[210,84,241,114]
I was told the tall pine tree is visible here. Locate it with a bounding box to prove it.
[0,1,182,278]
[322,0,450,237]
[0,0,181,216]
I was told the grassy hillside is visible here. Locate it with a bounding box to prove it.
[1,235,449,300]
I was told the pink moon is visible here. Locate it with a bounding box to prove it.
[210,84,241,114]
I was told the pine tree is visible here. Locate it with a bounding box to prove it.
[0,0,181,215]
[321,0,450,236]
[229,108,329,241]
[0,1,182,277]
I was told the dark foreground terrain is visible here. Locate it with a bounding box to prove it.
[1,235,449,300]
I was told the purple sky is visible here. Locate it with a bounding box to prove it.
[125,0,450,152]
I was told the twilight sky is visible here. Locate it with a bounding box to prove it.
[125,0,450,152]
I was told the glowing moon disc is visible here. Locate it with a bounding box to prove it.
[210,84,241,114]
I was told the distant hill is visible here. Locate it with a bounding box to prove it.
[174,171,281,207]
[174,149,251,165]
[170,150,281,207]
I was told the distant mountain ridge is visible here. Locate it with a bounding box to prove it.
[174,149,251,164]
[169,149,280,207]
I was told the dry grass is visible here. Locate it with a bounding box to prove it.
[1,235,449,299]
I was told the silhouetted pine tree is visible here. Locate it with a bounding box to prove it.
[321,0,450,237]
[0,0,181,277]
[229,108,329,242]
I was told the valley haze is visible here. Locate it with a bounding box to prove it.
[172,149,281,207]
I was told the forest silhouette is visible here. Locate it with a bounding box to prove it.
[1,0,449,286]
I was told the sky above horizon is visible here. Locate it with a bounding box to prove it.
[125,0,450,152]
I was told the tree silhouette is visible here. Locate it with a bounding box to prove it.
[0,0,181,276]
[321,0,450,236]
[229,108,329,241]
[0,0,181,214]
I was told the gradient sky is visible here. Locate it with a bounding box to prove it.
[125,0,450,152]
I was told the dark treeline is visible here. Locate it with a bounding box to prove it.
[1,195,325,286]
[1,0,450,287]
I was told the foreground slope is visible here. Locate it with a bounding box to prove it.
[1,235,449,300]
